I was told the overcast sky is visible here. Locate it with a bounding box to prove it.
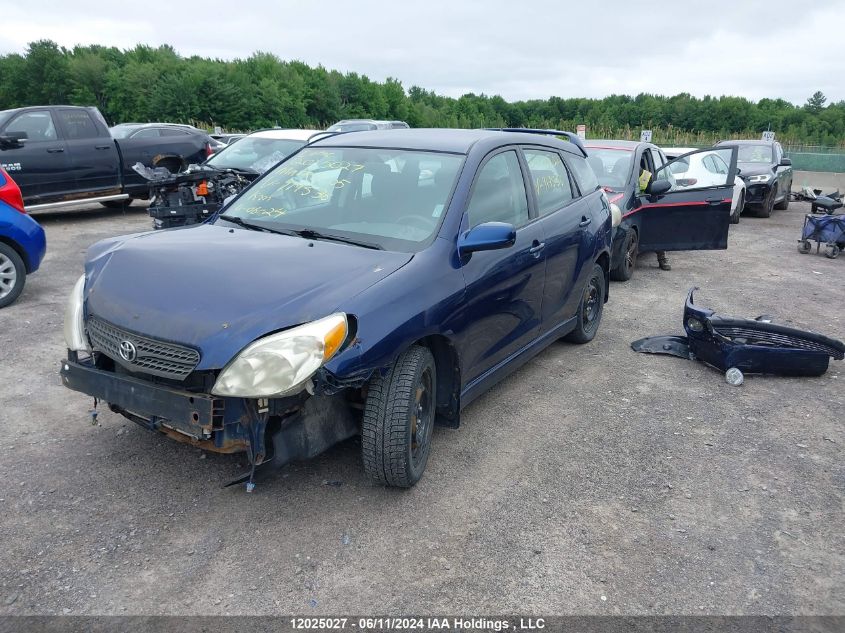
[1,0,843,106]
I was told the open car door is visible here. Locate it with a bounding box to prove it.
[636,146,738,252]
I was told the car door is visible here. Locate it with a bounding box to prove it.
[457,149,547,383]
[0,109,71,202]
[636,146,738,252]
[54,108,121,195]
[522,147,587,330]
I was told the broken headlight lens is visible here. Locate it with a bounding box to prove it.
[63,274,91,353]
[686,317,704,332]
[211,313,348,398]
[746,174,771,183]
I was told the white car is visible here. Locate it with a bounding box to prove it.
[662,147,746,224]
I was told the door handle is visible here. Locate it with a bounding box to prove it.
[705,198,723,206]
[579,216,592,227]
[46,147,64,153]
[529,241,545,257]
[95,145,111,150]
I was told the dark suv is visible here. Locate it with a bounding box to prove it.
[714,139,792,217]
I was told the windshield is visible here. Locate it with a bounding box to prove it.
[109,126,134,139]
[736,145,773,163]
[218,147,464,251]
[0,109,14,128]
[585,148,633,189]
[206,136,306,173]
[327,122,378,132]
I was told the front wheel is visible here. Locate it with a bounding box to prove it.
[100,198,132,209]
[362,345,436,488]
[825,244,840,259]
[609,229,637,281]
[0,242,26,309]
[564,264,606,344]
[775,183,791,210]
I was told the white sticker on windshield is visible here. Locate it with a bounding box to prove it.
[432,204,444,218]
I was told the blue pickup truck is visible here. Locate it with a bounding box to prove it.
[0,106,214,212]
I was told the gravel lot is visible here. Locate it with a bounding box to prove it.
[0,201,842,615]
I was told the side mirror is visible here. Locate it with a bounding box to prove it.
[648,179,672,196]
[458,221,516,256]
[779,157,792,167]
[0,133,25,150]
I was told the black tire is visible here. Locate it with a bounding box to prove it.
[0,242,26,309]
[798,240,812,254]
[100,198,132,209]
[730,191,743,224]
[362,345,436,488]
[756,187,775,218]
[825,244,840,259]
[609,229,637,281]
[775,183,790,210]
[564,263,606,344]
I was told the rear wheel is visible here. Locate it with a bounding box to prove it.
[564,264,606,344]
[609,229,637,281]
[825,244,840,259]
[775,182,791,210]
[730,191,743,224]
[798,240,812,254]
[362,346,436,488]
[0,243,26,309]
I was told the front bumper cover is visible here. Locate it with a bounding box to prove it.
[631,288,845,377]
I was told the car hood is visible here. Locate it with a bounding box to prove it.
[83,224,413,369]
[737,163,773,178]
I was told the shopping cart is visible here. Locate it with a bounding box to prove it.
[798,213,845,259]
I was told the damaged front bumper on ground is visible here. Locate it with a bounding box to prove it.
[60,354,362,483]
[631,288,845,377]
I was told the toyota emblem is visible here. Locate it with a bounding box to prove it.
[118,340,137,362]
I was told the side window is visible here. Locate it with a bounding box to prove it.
[466,151,529,228]
[567,155,599,194]
[131,128,160,139]
[160,128,189,137]
[5,111,58,142]
[56,109,100,140]
[650,149,664,170]
[523,149,573,215]
[638,151,653,192]
[654,148,735,191]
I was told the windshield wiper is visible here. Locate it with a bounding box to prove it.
[292,228,383,250]
[217,214,275,233]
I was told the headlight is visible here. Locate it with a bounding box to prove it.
[63,274,91,353]
[211,313,348,398]
[746,174,771,183]
[610,203,622,228]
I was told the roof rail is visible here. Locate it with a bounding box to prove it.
[485,128,588,157]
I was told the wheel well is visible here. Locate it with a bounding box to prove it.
[0,236,30,272]
[416,335,461,428]
[152,155,184,172]
[596,251,610,301]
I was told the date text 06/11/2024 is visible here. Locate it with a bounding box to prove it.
[290,618,546,631]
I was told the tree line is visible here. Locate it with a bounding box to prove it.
[0,40,843,147]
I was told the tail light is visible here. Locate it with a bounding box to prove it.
[0,168,26,214]
[205,142,214,157]
[676,178,698,187]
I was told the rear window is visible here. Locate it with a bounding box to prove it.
[566,154,600,194]
[57,109,100,140]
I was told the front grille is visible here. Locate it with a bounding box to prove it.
[87,317,201,380]
[714,325,845,360]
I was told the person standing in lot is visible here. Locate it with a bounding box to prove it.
[638,163,671,271]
